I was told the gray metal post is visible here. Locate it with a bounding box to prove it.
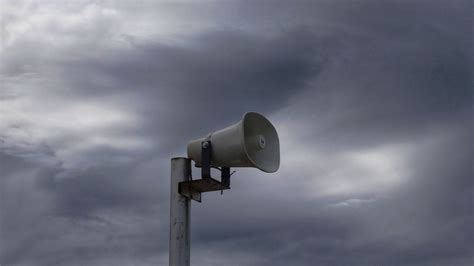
[169,157,191,266]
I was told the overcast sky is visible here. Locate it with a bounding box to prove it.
[1,0,472,265]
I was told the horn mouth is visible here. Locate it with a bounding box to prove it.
[241,112,280,173]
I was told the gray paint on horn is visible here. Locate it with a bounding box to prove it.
[186,112,280,173]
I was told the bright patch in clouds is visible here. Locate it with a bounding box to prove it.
[277,117,411,198]
[314,144,409,197]
[2,1,120,49]
[0,91,149,168]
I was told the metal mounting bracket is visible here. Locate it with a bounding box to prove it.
[178,139,231,202]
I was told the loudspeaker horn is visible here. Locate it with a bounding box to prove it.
[187,112,280,173]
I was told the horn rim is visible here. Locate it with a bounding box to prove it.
[240,112,280,173]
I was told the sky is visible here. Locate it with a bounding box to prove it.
[0,0,472,265]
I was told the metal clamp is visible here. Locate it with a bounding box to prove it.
[178,140,231,202]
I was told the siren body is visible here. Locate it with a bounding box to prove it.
[187,112,280,173]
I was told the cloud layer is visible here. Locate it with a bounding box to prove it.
[1,0,472,265]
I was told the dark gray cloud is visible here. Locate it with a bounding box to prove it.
[1,0,472,266]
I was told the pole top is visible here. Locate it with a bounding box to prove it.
[171,157,190,160]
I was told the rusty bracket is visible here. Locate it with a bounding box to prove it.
[179,140,231,202]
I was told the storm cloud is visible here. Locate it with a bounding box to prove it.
[1,0,472,265]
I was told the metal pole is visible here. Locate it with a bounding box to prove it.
[169,157,191,266]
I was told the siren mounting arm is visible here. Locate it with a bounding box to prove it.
[201,140,232,187]
[201,140,212,179]
[178,140,232,202]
